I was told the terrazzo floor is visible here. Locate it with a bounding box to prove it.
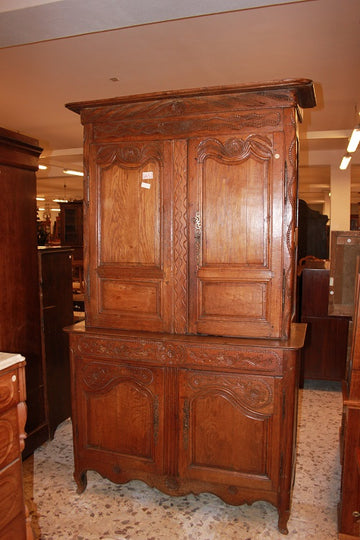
[23,380,343,540]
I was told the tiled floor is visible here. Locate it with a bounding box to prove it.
[23,380,343,540]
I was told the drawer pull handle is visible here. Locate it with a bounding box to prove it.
[11,375,16,382]
[352,511,360,521]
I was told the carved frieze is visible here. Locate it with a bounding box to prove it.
[93,111,281,141]
[185,347,281,373]
[74,334,281,373]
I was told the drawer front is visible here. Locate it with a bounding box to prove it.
[0,460,24,532]
[0,370,19,413]
[0,407,20,469]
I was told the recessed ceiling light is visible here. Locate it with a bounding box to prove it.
[63,169,84,177]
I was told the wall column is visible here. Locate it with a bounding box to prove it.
[330,164,351,232]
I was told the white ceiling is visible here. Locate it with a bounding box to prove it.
[0,0,359,206]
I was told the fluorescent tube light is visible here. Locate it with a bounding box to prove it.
[36,197,45,201]
[339,154,352,170]
[347,127,360,153]
[53,198,68,203]
[63,169,84,176]
[38,164,48,170]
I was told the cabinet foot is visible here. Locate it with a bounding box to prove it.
[278,510,290,534]
[74,470,87,494]
[278,513,289,535]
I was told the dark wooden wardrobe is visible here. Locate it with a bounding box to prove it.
[0,127,48,456]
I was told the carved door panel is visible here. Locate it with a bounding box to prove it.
[86,140,176,332]
[188,133,286,339]
[74,356,164,474]
[178,369,281,491]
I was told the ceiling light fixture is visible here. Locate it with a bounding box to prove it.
[347,126,360,153]
[36,196,45,201]
[53,198,68,203]
[63,169,84,176]
[339,154,352,170]
[38,164,48,170]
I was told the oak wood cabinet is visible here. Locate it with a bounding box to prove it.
[66,79,315,534]
[0,353,33,539]
[69,321,305,535]
[339,270,360,539]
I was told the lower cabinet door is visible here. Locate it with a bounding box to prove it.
[178,369,281,493]
[74,356,165,478]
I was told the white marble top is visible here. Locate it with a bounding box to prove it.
[0,352,25,371]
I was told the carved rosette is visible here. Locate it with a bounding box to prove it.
[187,373,273,414]
[157,343,186,363]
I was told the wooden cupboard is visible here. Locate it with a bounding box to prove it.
[66,79,316,534]
[0,353,33,539]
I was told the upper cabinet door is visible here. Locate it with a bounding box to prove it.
[188,132,286,339]
[86,140,175,332]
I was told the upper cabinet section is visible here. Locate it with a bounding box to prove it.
[67,79,316,339]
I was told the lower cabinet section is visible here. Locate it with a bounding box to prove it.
[67,322,306,535]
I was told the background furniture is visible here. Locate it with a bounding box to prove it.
[66,79,316,534]
[300,268,350,382]
[329,231,360,317]
[38,246,73,438]
[0,352,33,539]
[339,269,360,539]
[59,200,84,293]
[0,127,48,457]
